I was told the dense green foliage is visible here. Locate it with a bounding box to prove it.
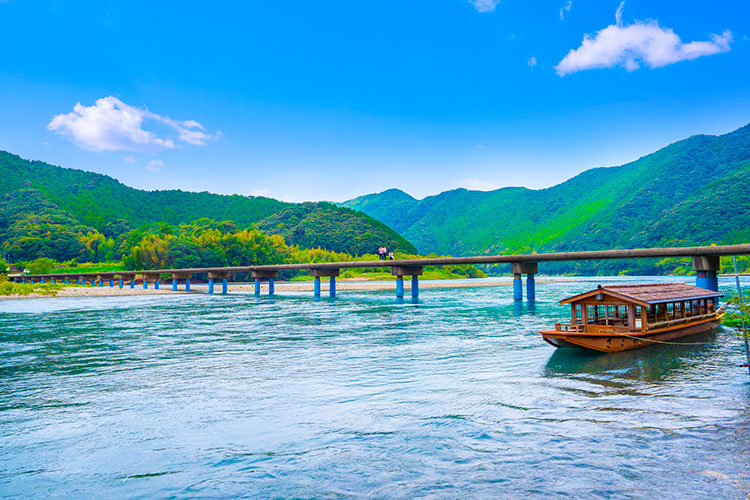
[8,218,483,281]
[257,202,416,255]
[342,124,750,274]
[0,151,288,230]
[723,294,750,340]
[0,153,419,263]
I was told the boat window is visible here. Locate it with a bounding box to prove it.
[685,301,692,317]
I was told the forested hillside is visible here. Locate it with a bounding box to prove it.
[343,123,750,272]
[257,202,417,255]
[0,153,417,262]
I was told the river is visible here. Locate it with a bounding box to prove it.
[1,276,748,498]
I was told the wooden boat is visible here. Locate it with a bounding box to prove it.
[540,283,724,352]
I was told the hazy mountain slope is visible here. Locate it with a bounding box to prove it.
[342,124,750,256]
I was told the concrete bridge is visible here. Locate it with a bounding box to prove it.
[10,244,750,300]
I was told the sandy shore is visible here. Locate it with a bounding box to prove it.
[1,278,546,300]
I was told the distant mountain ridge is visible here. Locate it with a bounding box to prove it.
[0,151,416,259]
[342,124,750,261]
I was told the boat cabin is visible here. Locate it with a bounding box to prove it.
[555,283,723,334]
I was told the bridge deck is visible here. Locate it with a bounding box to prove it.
[13,244,750,279]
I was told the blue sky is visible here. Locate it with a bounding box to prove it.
[0,0,748,202]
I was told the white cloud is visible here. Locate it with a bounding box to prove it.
[555,3,731,76]
[615,1,625,26]
[528,56,538,69]
[249,188,271,198]
[457,178,498,191]
[122,155,136,163]
[470,0,499,13]
[47,96,219,152]
[560,0,572,21]
[146,159,165,172]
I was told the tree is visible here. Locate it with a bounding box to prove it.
[0,258,8,275]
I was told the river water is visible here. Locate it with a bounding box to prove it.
[1,276,748,499]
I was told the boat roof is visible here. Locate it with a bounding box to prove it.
[560,283,723,307]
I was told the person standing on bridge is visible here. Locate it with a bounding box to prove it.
[378,246,387,260]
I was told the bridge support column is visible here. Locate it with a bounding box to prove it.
[511,262,538,301]
[51,279,56,284]
[109,279,114,287]
[130,279,135,289]
[119,278,123,288]
[171,272,191,292]
[694,256,719,293]
[392,266,423,299]
[40,278,44,284]
[310,268,340,298]
[252,271,279,296]
[513,275,523,301]
[209,272,230,296]
[143,277,148,289]
[526,273,535,301]
[154,279,160,290]
[98,279,103,287]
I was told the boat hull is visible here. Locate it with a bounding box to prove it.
[540,317,723,353]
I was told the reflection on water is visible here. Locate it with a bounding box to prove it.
[0,276,749,499]
[545,330,723,382]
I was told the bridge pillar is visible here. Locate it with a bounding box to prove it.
[119,278,123,288]
[208,272,230,296]
[171,272,191,292]
[143,276,148,289]
[154,279,160,290]
[513,275,523,301]
[109,279,114,287]
[252,270,279,296]
[130,279,135,289]
[694,256,719,293]
[392,266,423,299]
[40,278,44,284]
[310,268,340,298]
[511,262,538,301]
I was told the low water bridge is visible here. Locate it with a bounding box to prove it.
[11,244,750,300]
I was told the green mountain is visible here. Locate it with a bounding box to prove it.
[257,202,416,256]
[0,152,416,261]
[342,124,750,266]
